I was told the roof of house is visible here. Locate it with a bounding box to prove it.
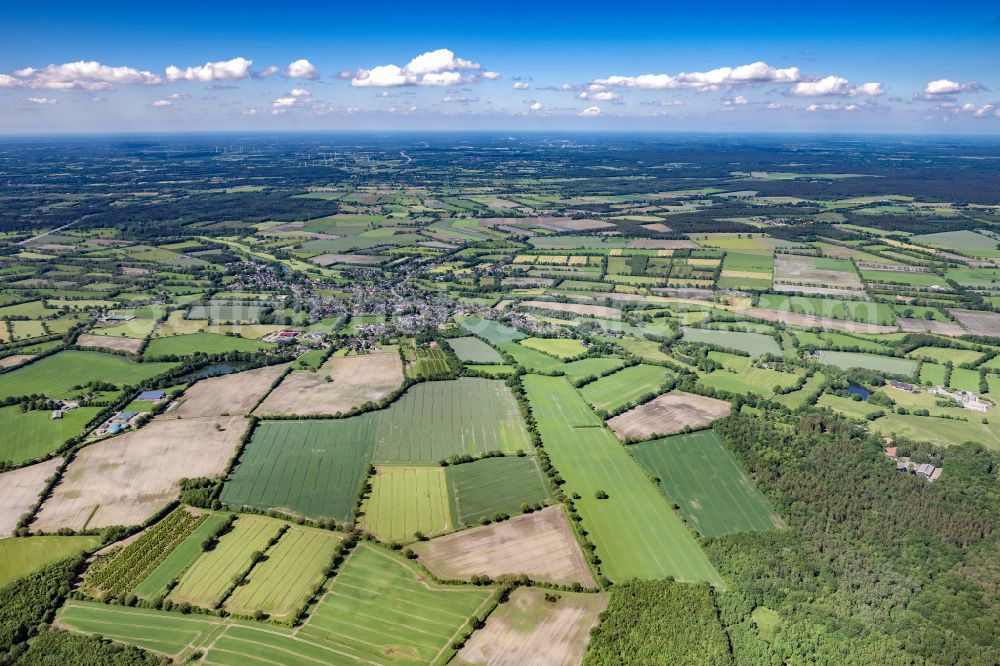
[137,390,166,400]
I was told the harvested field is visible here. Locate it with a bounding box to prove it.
[773,254,863,288]
[896,317,966,336]
[773,284,867,298]
[0,458,62,537]
[255,348,402,416]
[641,223,673,233]
[739,307,897,334]
[454,588,606,666]
[310,253,384,266]
[520,300,621,319]
[413,506,594,587]
[947,309,1000,337]
[626,239,699,250]
[75,334,143,354]
[0,354,33,369]
[607,391,731,440]
[33,416,246,531]
[173,364,287,417]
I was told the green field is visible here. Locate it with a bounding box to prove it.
[446,456,553,526]
[757,294,895,325]
[815,350,917,376]
[523,375,723,585]
[681,327,781,356]
[630,431,784,537]
[457,316,525,344]
[499,341,566,372]
[0,404,102,464]
[580,364,670,412]
[226,525,342,621]
[144,332,273,358]
[872,413,1000,450]
[519,337,588,359]
[446,336,503,363]
[299,543,494,664]
[0,350,176,400]
[223,379,530,520]
[465,364,516,377]
[134,513,231,598]
[169,516,284,608]
[361,467,455,541]
[561,357,627,383]
[908,346,985,366]
[0,536,99,587]
[220,419,376,521]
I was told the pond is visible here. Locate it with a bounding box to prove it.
[176,360,259,382]
[847,382,870,400]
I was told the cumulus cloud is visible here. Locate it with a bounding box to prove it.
[165,57,253,83]
[253,65,279,79]
[19,97,57,105]
[351,49,493,87]
[580,105,602,116]
[513,81,530,90]
[529,101,546,112]
[592,61,800,91]
[924,79,985,95]
[289,88,310,97]
[1,61,162,90]
[787,76,884,97]
[284,59,318,80]
[150,99,172,108]
[578,90,620,101]
[806,102,859,111]
[722,95,749,106]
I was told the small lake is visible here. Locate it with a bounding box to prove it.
[847,382,870,400]
[176,361,259,381]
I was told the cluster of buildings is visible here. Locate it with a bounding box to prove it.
[928,386,991,413]
[884,446,942,482]
[50,399,80,419]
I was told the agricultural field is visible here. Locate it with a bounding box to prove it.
[173,363,288,417]
[519,336,588,359]
[33,416,246,531]
[414,506,594,587]
[446,456,553,526]
[133,513,233,599]
[607,391,732,441]
[580,363,670,412]
[523,375,723,585]
[0,404,102,465]
[447,336,503,363]
[0,350,176,400]
[454,588,606,666]
[0,458,63,537]
[255,348,402,416]
[0,535,100,586]
[360,466,454,541]
[144,332,273,358]
[681,327,781,356]
[457,316,526,344]
[814,350,918,376]
[630,431,784,537]
[299,543,495,664]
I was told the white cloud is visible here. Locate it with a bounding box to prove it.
[150,99,172,108]
[806,102,859,112]
[242,108,259,116]
[272,97,297,109]
[351,49,492,87]
[2,61,162,90]
[580,105,602,116]
[165,57,253,83]
[592,61,800,91]
[529,101,545,111]
[923,79,985,96]
[723,95,749,106]
[166,92,190,100]
[578,90,620,101]
[442,95,478,104]
[290,88,310,97]
[20,97,57,105]
[253,65,279,78]
[513,81,530,90]
[284,59,318,80]
[788,76,884,97]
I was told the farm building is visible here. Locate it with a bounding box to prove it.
[928,387,991,412]
[137,390,166,401]
[884,448,942,483]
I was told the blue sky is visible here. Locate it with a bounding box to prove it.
[1,0,998,133]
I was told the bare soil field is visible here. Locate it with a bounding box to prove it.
[774,254,863,288]
[897,317,966,337]
[0,458,62,537]
[482,217,613,231]
[607,391,732,440]
[641,222,673,233]
[0,354,34,369]
[310,253,384,266]
[947,309,1000,337]
[173,364,288,418]
[626,239,700,250]
[412,506,595,587]
[741,307,897,334]
[32,416,245,532]
[520,300,621,320]
[254,348,402,416]
[454,587,607,666]
[773,284,867,298]
[75,334,143,354]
